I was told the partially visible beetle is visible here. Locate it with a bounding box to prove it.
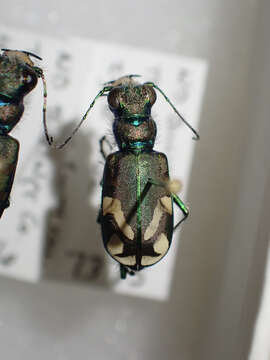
[0,49,47,218]
[46,75,199,279]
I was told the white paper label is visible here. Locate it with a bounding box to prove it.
[0,26,208,300]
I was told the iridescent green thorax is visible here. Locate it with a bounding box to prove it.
[125,115,149,126]
[113,115,157,153]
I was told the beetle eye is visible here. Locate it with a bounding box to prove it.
[144,85,156,105]
[24,74,32,84]
[20,69,37,91]
[107,88,121,109]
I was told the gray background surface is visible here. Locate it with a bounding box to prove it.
[0,1,268,359]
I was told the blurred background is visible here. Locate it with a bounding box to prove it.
[0,0,270,359]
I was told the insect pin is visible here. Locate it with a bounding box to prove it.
[45,75,199,279]
[0,49,47,218]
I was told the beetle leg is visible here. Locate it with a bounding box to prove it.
[120,264,135,279]
[120,264,127,279]
[0,199,10,218]
[4,198,10,209]
[146,178,189,231]
[172,193,189,231]
[96,210,102,224]
[99,135,113,161]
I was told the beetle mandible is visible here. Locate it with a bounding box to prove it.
[46,75,199,279]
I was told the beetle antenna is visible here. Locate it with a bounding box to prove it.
[40,71,53,146]
[1,48,42,60]
[144,82,200,141]
[48,86,112,149]
[21,50,42,61]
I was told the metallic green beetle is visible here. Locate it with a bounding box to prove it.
[46,75,199,279]
[0,49,46,218]
[100,77,199,278]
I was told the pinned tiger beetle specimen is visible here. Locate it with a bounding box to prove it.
[45,75,199,279]
[0,49,47,218]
